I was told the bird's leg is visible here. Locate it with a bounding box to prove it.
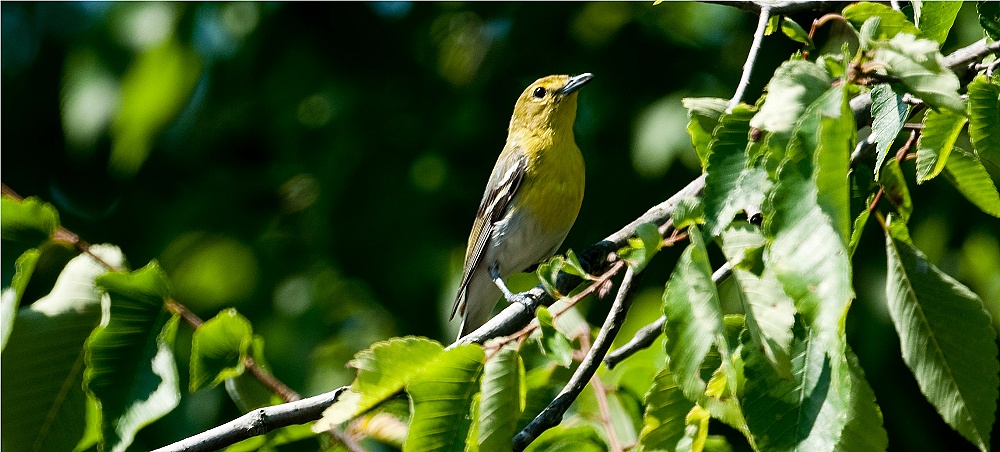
[489,263,518,302]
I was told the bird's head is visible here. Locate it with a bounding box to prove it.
[509,73,592,136]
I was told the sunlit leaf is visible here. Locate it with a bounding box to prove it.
[190,308,254,391]
[0,196,59,247]
[869,84,909,177]
[835,347,888,452]
[872,34,964,113]
[702,105,769,238]
[943,148,1000,217]
[676,404,711,452]
[912,0,963,44]
[86,261,180,452]
[404,344,485,452]
[661,226,724,401]
[618,222,662,272]
[536,306,574,367]
[478,347,523,451]
[2,245,123,452]
[314,337,445,430]
[750,60,833,148]
[916,106,967,183]
[780,17,813,49]
[967,74,1000,171]
[1,249,39,349]
[683,97,730,170]
[843,2,921,42]
[672,196,705,230]
[883,218,999,451]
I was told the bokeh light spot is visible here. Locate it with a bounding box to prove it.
[631,94,695,178]
[410,153,448,192]
[297,93,333,128]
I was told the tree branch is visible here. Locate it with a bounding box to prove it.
[603,261,733,369]
[729,6,771,112]
[152,388,351,452]
[701,0,838,16]
[512,266,642,451]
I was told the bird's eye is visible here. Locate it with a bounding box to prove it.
[533,87,546,98]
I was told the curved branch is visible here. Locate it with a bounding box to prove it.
[729,6,772,112]
[512,266,643,451]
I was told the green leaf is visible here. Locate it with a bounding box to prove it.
[869,84,909,178]
[313,336,445,430]
[190,308,254,391]
[404,344,485,452]
[536,306,574,367]
[683,97,730,170]
[639,367,695,450]
[912,0,963,44]
[916,106,967,183]
[742,324,852,452]
[224,424,318,452]
[672,196,705,230]
[676,404,711,452]
[835,346,888,452]
[702,105,769,238]
[877,158,913,221]
[750,60,833,149]
[86,262,180,452]
[2,249,40,349]
[843,2,921,41]
[662,226,724,401]
[0,196,60,247]
[478,347,523,452]
[763,86,854,354]
[780,17,814,49]
[873,33,964,113]
[883,218,999,451]
[729,266,795,380]
[110,37,201,179]
[980,1,1000,40]
[968,74,1000,171]
[944,148,1000,217]
[2,245,123,452]
[617,222,663,272]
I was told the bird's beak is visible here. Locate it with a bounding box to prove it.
[556,73,593,95]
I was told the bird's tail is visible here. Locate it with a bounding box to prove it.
[457,269,501,340]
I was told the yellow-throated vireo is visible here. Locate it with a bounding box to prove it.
[452,73,592,339]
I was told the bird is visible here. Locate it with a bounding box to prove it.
[452,73,592,339]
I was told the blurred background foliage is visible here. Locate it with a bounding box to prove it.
[1,2,995,450]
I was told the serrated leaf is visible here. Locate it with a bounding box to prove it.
[763,86,854,354]
[912,0,963,44]
[618,222,662,272]
[672,196,705,230]
[873,34,964,113]
[835,346,888,452]
[683,97,730,170]
[86,262,180,452]
[742,324,851,452]
[750,60,833,148]
[730,267,795,380]
[639,367,695,450]
[2,245,124,452]
[478,347,523,451]
[190,308,253,391]
[877,158,913,221]
[404,344,485,452]
[869,84,909,178]
[843,2,921,41]
[916,106,967,183]
[944,147,1000,217]
[884,218,999,451]
[980,1,1000,40]
[314,336,445,431]
[662,226,724,401]
[968,74,1000,171]
[703,105,769,238]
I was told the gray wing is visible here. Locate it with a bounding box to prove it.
[451,149,527,318]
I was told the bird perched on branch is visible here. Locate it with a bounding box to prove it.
[452,73,592,339]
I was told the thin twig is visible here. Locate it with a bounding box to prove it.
[603,262,733,369]
[729,5,772,113]
[152,388,350,452]
[584,332,623,452]
[512,266,642,451]
[701,0,837,15]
